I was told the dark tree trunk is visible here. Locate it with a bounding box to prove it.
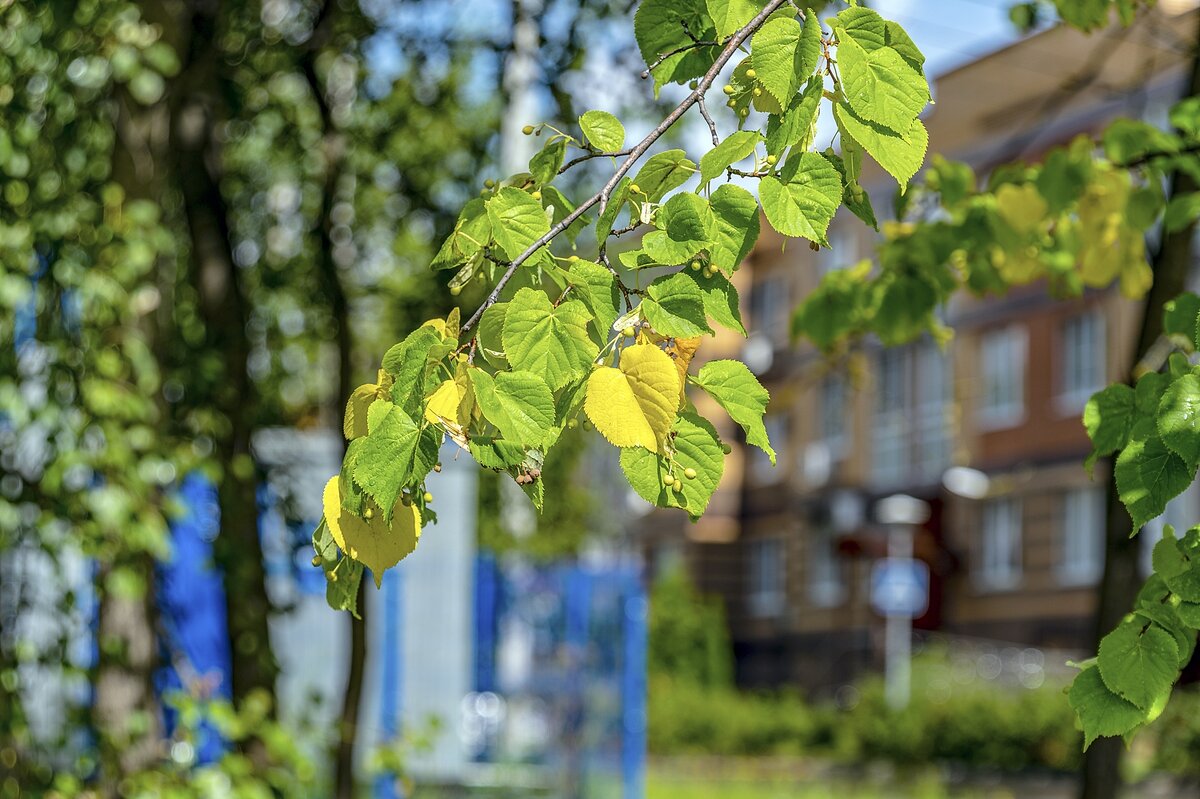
[1080,15,1200,798]
[166,0,278,707]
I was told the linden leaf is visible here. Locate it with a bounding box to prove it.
[634,0,720,93]
[322,476,421,588]
[468,368,556,447]
[834,100,928,187]
[1115,429,1196,531]
[632,149,696,202]
[584,343,680,452]
[759,153,842,245]
[1083,383,1136,474]
[1068,666,1149,750]
[344,383,379,440]
[837,36,929,131]
[579,110,625,152]
[708,183,760,273]
[1158,373,1200,470]
[566,259,622,335]
[750,16,819,105]
[698,131,762,186]
[1097,620,1179,710]
[424,378,467,427]
[502,288,599,390]
[642,193,715,266]
[352,406,439,520]
[685,268,745,336]
[694,359,774,464]
[620,412,725,518]
[486,187,551,260]
[643,271,714,338]
[707,0,768,39]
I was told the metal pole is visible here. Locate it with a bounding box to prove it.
[884,523,914,710]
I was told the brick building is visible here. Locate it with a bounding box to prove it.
[637,4,1200,692]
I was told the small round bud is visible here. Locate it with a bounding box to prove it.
[484,179,495,188]
[727,99,736,108]
[327,570,338,582]
[721,443,732,455]
[567,418,579,430]
[522,125,535,135]
[567,254,579,261]
[529,468,541,480]
[688,80,699,90]
[739,108,749,118]
[622,325,637,338]
[423,491,434,504]
[401,493,412,506]
[364,507,374,520]
[723,84,735,96]
[531,190,542,200]
[457,352,469,363]
[582,421,592,431]
[630,183,642,195]
[703,266,716,278]
[690,260,702,271]
[672,479,683,492]
[684,467,697,480]
[752,87,762,97]
[450,285,462,296]
[434,463,442,473]
[766,155,778,165]
[311,554,322,567]
[745,68,757,79]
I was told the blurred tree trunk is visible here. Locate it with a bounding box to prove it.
[1080,15,1200,798]
[299,4,368,795]
[165,0,279,708]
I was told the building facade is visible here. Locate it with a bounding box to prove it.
[639,5,1200,693]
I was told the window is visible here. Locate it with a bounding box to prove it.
[978,498,1022,590]
[820,224,858,276]
[748,538,786,618]
[871,342,951,486]
[752,415,788,484]
[807,525,846,607]
[749,274,789,345]
[977,326,1026,428]
[1060,312,1105,409]
[1060,488,1104,585]
[819,375,848,459]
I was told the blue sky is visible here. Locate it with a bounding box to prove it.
[879,0,1025,78]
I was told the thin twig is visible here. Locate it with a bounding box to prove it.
[640,40,720,80]
[559,148,634,174]
[697,93,720,147]
[460,0,791,337]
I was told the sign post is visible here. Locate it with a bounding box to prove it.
[873,495,931,710]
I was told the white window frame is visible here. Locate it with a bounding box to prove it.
[819,374,848,460]
[977,325,1027,430]
[750,274,789,346]
[1059,487,1105,586]
[978,498,1022,591]
[1059,311,1106,412]
[806,524,846,608]
[747,538,786,618]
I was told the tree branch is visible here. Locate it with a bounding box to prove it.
[460,0,791,336]
[639,40,719,80]
[559,147,634,174]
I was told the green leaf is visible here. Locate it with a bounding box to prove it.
[750,16,820,105]
[633,149,696,202]
[834,100,928,187]
[707,0,768,39]
[469,436,526,470]
[487,187,551,260]
[1097,619,1179,710]
[885,20,926,71]
[1163,292,1200,341]
[834,6,887,51]
[1083,384,1136,473]
[693,359,774,464]
[698,131,762,185]
[477,302,510,369]
[759,153,842,245]
[597,177,632,235]
[468,369,556,447]
[792,263,871,349]
[431,198,491,271]
[325,556,364,617]
[502,288,599,390]
[566,259,621,336]
[643,193,715,265]
[352,406,432,519]
[643,271,714,338]
[579,110,625,152]
[872,273,937,346]
[382,325,446,418]
[1068,666,1149,750]
[1163,528,1200,602]
[765,78,822,156]
[708,183,760,273]
[1115,429,1196,531]
[1133,603,1196,667]
[634,0,719,93]
[620,412,726,518]
[837,35,929,131]
[529,139,567,185]
[685,268,745,336]
[1158,373,1200,469]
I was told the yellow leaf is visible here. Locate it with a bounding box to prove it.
[322,476,420,588]
[344,383,380,440]
[995,183,1047,235]
[1119,235,1151,298]
[424,378,466,426]
[667,336,702,406]
[421,317,448,337]
[445,307,461,339]
[584,343,679,453]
